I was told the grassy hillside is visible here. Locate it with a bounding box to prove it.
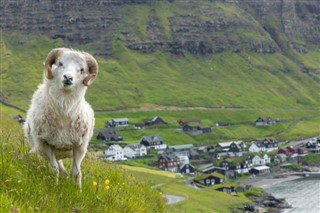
[0,109,166,212]
[1,32,320,112]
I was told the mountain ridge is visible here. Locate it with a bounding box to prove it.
[0,0,319,111]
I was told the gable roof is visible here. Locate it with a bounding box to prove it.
[195,172,224,181]
[218,141,244,148]
[159,153,179,162]
[125,144,145,150]
[141,135,163,142]
[107,144,123,151]
[168,144,194,150]
[112,118,129,122]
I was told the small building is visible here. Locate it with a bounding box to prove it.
[252,154,271,166]
[201,166,227,176]
[180,163,195,175]
[194,173,224,186]
[158,153,180,173]
[144,116,167,126]
[96,130,123,142]
[274,153,288,164]
[216,141,246,153]
[182,124,211,135]
[106,118,129,127]
[249,139,278,153]
[255,117,265,126]
[168,144,194,156]
[104,145,126,161]
[140,135,164,148]
[189,149,200,160]
[216,186,235,195]
[249,166,270,175]
[11,114,25,125]
[124,144,147,158]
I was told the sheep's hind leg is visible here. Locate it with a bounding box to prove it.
[57,160,68,178]
[38,141,59,184]
[72,144,87,191]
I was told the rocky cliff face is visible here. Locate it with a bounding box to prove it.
[1,0,319,56]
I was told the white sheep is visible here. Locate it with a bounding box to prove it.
[24,48,98,190]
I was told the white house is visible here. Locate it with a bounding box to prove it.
[216,141,246,153]
[252,154,271,166]
[107,118,129,127]
[249,139,278,153]
[124,144,147,158]
[104,144,126,161]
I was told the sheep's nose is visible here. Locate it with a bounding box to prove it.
[63,74,73,86]
[63,74,73,81]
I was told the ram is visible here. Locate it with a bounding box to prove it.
[24,48,98,190]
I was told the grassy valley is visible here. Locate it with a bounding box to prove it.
[1,33,320,112]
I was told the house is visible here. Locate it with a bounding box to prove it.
[180,163,195,175]
[158,153,180,172]
[274,153,287,164]
[216,186,236,195]
[182,124,211,135]
[255,117,265,126]
[11,114,25,125]
[140,135,165,149]
[249,139,278,152]
[194,172,224,186]
[144,116,167,126]
[201,166,226,175]
[124,144,147,158]
[215,141,246,153]
[249,166,270,175]
[104,145,126,161]
[189,149,200,160]
[168,144,194,156]
[265,116,276,125]
[252,154,271,166]
[106,118,129,127]
[96,130,123,142]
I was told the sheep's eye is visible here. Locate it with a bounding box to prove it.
[59,62,63,67]
[80,68,84,74]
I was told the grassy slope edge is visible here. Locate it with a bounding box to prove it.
[0,110,166,212]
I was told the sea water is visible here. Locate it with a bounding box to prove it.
[264,177,320,213]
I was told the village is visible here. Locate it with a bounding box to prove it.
[94,115,320,192]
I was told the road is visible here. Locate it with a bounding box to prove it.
[162,194,186,205]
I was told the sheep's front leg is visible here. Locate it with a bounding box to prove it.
[57,160,68,177]
[72,144,87,191]
[38,141,59,184]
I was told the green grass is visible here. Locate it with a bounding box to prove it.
[123,165,252,213]
[92,108,320,146]
[0,111,166,212]
[1,31,320,112]
[302,154,320,165]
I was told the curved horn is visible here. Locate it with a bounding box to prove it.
[44,48,67,79]
[83,52,98,86]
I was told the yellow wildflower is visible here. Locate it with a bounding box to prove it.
[105,185,110,191]
[93,181,98,187]
[105,179,110,185]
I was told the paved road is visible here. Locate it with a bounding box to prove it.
[162,194,186,205]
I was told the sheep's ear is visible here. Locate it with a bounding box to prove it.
[83,52,98,86]
[44,48,67,79]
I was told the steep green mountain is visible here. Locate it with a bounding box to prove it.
[0,0,319,111]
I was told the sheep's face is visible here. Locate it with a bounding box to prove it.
[51,52,89,92]
[44,48,98,95]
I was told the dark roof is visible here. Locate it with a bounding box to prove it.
[141,135,163,142]
[256,117,264,122]
[159,153,179,162]
[253,138,278,148]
